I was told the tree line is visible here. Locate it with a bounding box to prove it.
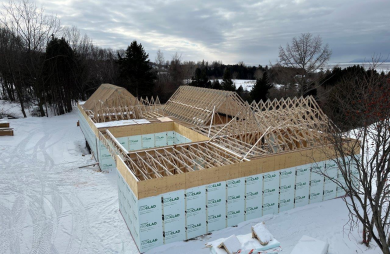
[0,0,120,117]
[1,0,389,125]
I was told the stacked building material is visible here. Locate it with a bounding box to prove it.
[0,120,13,136]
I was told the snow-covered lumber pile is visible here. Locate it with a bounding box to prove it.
[0,120,13,136]
[251,222,273,245]
[217,235,241,254]
[206,222,281,254]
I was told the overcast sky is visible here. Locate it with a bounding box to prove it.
[3,0,390,65]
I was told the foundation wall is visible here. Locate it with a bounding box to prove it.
[78,108,98,158]
[118,156,358,252]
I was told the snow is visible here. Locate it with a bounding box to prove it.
[94,119,151,128]
[0,110,138,254]
[290,235,329,254]
[0,101,381,254]
[95,119,138,128]
[232,79,256,91]
[212,79,256,91]
[0,99,32,118]
[252,222,273,244]
[213,80,293,92]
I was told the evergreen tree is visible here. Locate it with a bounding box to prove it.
[236,85,244,98]
[202,68,212,88]
[250,72,273,102]
[43,37,78,115]
[190,68,202,87]
[212,80,222,90]
[117,41,156,97]
[222,68,235,91]
[190,67,211,87]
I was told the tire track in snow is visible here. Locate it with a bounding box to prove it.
[3,127,60,254]
[0,115,126,254]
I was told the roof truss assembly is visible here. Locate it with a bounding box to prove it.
[84,84,337,181]
[163,86,247,126]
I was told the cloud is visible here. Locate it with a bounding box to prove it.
[1,0,389,65]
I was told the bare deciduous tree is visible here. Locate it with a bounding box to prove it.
[318,59,390,254]
[168,52,184,89]
[278,33,331,96]
[1,0,60,52]
[253,68,264,80]
[155,49,165,68]
[182,60,196,84]
[0,27,27,116]
[0,0,61,116]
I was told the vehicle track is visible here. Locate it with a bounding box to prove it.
[0,114,135,254]
[1,123,79,254]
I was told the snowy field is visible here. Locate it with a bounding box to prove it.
[0,108,380,254]
[213,79,255,91]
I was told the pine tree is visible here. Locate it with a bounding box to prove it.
[236,85,244,98]
[190,68,202,87]
[202,68,211,88]
[117,41,156,97]
[190,67,211,87]
[212,80,222,90]
[222,68,235,91]
[250,72,273,102]
[43,37,78,115]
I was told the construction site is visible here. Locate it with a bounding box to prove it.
[77,83,359,253]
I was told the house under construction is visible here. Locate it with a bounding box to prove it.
[77,84,359,253]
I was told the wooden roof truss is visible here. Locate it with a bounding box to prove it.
[163,86,246,126]
[119,142,241,180]
[85,95,164,123]
[192,96,335,160]
[92,85,336,181]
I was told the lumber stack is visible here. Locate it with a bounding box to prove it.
[0,120,14,136]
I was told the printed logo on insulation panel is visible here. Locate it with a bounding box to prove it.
[263,188,277,197]
[207,198,223,208]
[245,206,260,214]
[280,184,292,194]
[264,173,277,182]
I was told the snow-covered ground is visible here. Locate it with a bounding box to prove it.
[0,112,138,254]
[0,106,380,254]
[232,79,255,91]
[0,99,32,118]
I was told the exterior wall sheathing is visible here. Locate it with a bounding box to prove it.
[117,156,359,252]
[77,103,360,252]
